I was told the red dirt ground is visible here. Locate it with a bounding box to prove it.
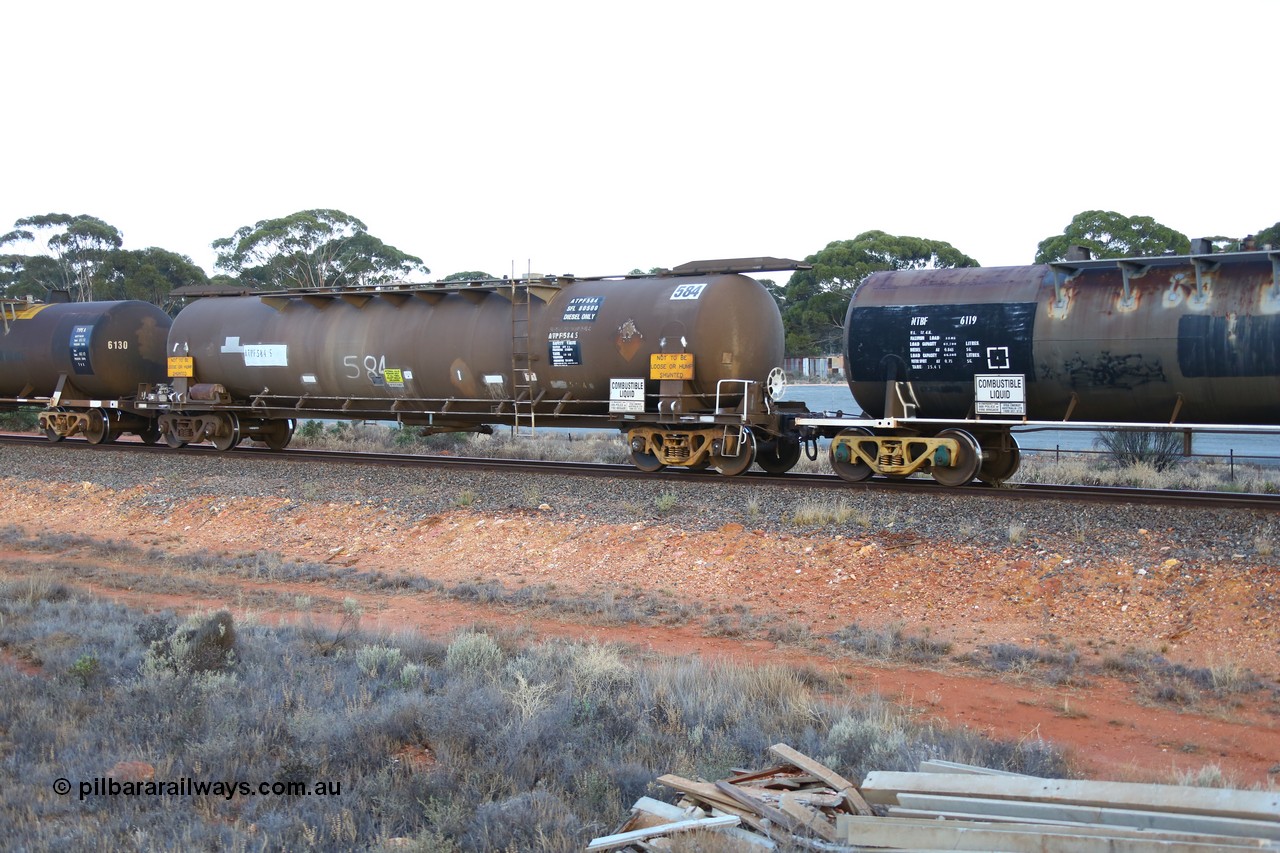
[1,477,1277,786]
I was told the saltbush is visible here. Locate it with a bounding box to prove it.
[0,591,1074,850]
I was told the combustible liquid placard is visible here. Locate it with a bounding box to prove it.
[610,377,645,413]
[974,373,1025,414]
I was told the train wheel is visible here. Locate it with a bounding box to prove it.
[711,428,755,477]
[931,429,981,487]
[212,413,241,452]
[756,437,801,475]
[84,409,116,445]
[829,427,873,483]
[261,418,296,451]
[977,438,1021,484]
[629,447,665,472]
[138,423,162,445]
[164,429,188,449]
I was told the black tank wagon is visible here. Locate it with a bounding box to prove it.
[800,246,1280,485]
[0,297,171,444]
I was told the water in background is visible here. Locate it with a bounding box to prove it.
[784,383,860,416]
[784,383,1279,465]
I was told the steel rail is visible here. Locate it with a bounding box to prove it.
[2,433,1278,512]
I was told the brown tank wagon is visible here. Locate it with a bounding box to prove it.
[798,246,1280,486]
[149,258,808,474]
[0,298,171,444]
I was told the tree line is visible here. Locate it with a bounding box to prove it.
[779,212,1278,354]
[2,208,1276,353]
[0,210,432,312]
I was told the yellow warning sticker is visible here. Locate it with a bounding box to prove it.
[168,356,194,378]
[649,353,694,380]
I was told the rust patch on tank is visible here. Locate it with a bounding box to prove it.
[615,318,643,361]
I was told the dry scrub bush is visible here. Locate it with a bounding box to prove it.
[570,643,632,699]
[294,421,632,464]
[1176,764,1238,789]
[1102,648,1261,706]
[0,592,1072,850]
[0,573,71,606]
[463,431,630,464]
[142,609,237,676]
[444,630,505,676]
[790,499,869,527]
[1015,451,1280,494]
[832,622,952,663]
[1093,430,1183,471]
[354,644,405,679]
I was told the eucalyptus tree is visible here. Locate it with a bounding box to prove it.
[784,231,978,355]
[0,213,123,301]
[99,247,209,310]
[1253,221,1279,249]
[442,270,496,282]
[1034,210,1190,263]
[0,253,60,300]
[212,209,428,290]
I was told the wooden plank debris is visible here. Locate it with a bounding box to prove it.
[596,746,1279,852]
[608,796,698,836]
[724,764,808,785]
[713,780,804,835]
[835,814,1268,852]
[768,741,874,816]
[657,774,773,835]
[889,793,1280,842]
[615,793,776,850]
[779,791,840,843]
[863,812,1271,848]
[725,765,824,789]
[658,774,755,815]
[737,785,844,808]
[629,796,691,822]
[861,772,1280,822]
[584,814,740,851]
[692,810,778,850]
[886,807,1272,847]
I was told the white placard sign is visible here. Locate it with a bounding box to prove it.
[609,378,645,413]
[974,373,1025,415]
[243,343,289,367]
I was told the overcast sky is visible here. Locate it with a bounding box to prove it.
[3,1,1276,284]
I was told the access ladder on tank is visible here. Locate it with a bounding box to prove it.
[510,281,535,436]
